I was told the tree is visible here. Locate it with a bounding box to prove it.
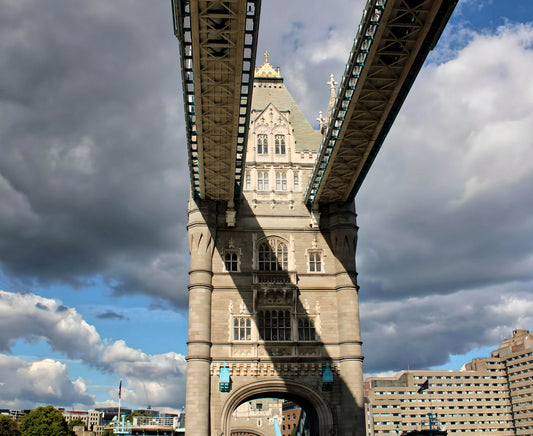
[67,418,86,433]
[19,406,69,436]
[101,429,114,436]
[0,415,21,436]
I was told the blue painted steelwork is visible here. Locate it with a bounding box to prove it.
[113,415,132,435]
[305,0,387,206]
[305,0,458,205]
[274,417,283,436]
[233,0,261,204]
[172,0,199,196]
[219,363,230,392]
[171,0,261,202]
[322,362,334,391]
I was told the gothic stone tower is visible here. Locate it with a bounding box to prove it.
[186,56,365,436]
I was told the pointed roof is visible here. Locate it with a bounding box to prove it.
[254,51,282,79]
[252,53,322,151]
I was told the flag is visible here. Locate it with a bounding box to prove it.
[118,379,122,399]
[417,379,429,393]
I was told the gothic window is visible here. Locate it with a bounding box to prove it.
[245,173,251,190]
[258,310,291,341]
[257,134,268,154]
[275,135,286,154]
[293,172,299,191]
[298,318,316,341]
[257,171,269,191]
[258,239,288,271]
[308,251,322,272]
[233,317,251,341]
[275,171,287,191]
[224,251,239,272]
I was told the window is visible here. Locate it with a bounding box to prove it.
[257,171,269,191]
[258,310,291,341]
[233,317,251,340]
[258,239,288,271]
[276,171,287,191]
[275,135,286,154]
[245,173,251,190]
[257,134,268,154]
[293,172,299,190]
[225,252,238,272]
[298,318,316,341]
[309,251,322,272]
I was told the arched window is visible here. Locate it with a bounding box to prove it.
[298,318,316,341]
[257,134,268,154]
[225,251,238,272]
[233,317,251,341]
[275,134,286,154]
[258,239,288,271]
[258,310,291,341]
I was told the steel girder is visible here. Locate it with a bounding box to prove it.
[305,0,458,205]
[172,0,261,202]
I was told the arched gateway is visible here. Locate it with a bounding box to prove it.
[221,380,334,435]
[186,57,365,435]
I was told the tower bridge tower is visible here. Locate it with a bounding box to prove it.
[186,55,365,436]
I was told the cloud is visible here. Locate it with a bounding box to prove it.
[0,0,190,307]
[0,290,186,408]
[356,22,533,301]
[101,341,186,407]
[0,291,102,361]
[0,355,93,408]
[96,310,128,320]
[361,285,533,372]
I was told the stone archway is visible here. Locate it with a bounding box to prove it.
[221,380,334,436]
[231,431,263,436]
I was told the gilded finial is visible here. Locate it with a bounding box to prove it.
[254,50,282,78]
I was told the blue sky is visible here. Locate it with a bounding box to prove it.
[0,0,532,411]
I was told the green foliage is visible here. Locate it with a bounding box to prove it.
[101,429,114,436]
[290,426,297,436]
[19,406,69,436]
[67,418,86,432]
[125,412,152,423]
[0,415,21,436]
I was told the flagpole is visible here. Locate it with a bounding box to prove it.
[118,377,122,431]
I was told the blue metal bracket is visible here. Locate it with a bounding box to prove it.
[219,363,231,393]
[322,362,333,391]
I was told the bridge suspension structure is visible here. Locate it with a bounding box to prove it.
[172,0,457,207]
[172,0,261,203]
[305,0,457,205]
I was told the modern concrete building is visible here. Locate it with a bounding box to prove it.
[185,55,365,435]
[364,329,533,435]
[62,409,102,433]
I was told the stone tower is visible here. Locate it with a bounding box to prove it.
[186,54,365,436]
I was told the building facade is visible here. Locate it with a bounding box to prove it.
[185,56,365,435]
[364,329,533,435]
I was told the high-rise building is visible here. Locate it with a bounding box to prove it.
[364,329,533,435]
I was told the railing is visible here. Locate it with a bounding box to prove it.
[253,271,296,285]
[305,0,387,205]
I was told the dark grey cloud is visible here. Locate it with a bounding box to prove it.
[96,310,128,320]
[0,0,190,306]
[355,21,533,371]
[1,0,532,383]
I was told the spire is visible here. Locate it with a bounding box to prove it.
[325,74,338,125]
[255,50,282,78]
